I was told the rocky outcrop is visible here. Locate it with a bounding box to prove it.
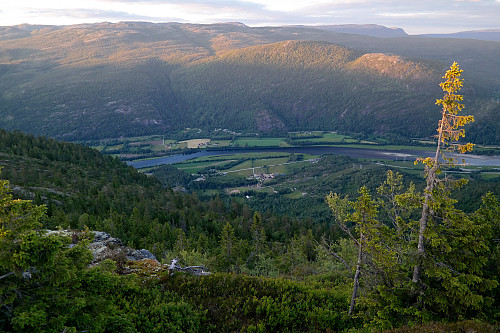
[255,110,286,132]
[45,230,210,275]
[89,231,156,264]
[46,230,156,265]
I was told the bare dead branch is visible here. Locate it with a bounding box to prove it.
[0,271,14,280]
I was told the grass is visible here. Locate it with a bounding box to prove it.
[225,160,254,172]
[232,137,288,147]
[230,152,290,159]
[197,189,220,197]
[174,161,216,173]
[228,164,288,176]
[226,185,276,195]
[288,131,325,138]
[480,172,500,180]
[381,161,423,169]
[286,191,307,199]
[295,132,354,143]
[191,153,291,162]
[178,139,210,149]
[207,140,231,147]
[302,154,319,159]
[103,144,124,151]
[324,143,432,151]
[170,152,319,179]
[252,157,289,167]
[170,153,300,176]
[182,155,232,163]
[266,164,288,174]
[229,170,254,177]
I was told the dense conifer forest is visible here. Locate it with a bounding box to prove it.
[1,126,498,331]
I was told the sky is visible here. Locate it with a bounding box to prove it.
[1,0,499,35]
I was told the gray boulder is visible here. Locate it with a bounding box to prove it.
[45,229,157,264]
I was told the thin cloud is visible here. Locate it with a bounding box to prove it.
[377,12,446,18]
[0,0,499,34]
[33,8,181,22]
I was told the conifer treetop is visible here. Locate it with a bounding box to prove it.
[416,61,475,169]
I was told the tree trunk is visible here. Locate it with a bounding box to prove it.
[413,108,443,284]
[349,240,363,315]
[412,166,436,283]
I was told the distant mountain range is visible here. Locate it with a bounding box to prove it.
[420,29,500,42]
[294,24,408,38]
[0,22,499,143]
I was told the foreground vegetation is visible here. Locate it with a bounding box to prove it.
[1,126,499,331]
[1,156,498,331]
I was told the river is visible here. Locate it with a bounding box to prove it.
[126,146,500,169]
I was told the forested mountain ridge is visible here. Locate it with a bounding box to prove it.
[0,21,499,142]
[173,40,439,134]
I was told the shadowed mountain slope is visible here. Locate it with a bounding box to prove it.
[171,40,441,136]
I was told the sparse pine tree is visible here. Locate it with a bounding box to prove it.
[413,62,475,284]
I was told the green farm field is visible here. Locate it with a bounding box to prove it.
[232,137,290,147]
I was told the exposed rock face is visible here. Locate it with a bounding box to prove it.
[129,249,157,261]
[88,231,157,264]
[46,230,157,264]
[255,110,286,132]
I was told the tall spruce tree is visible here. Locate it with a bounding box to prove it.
[412,62,475,284]
[218,222,239,271]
